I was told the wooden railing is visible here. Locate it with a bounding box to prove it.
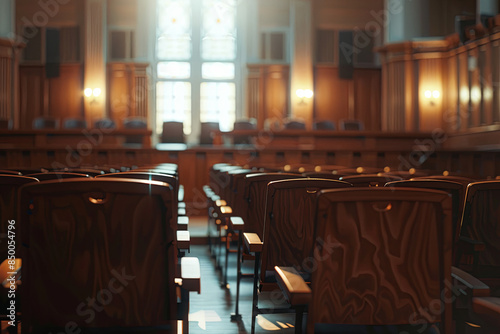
[1,131,499,210]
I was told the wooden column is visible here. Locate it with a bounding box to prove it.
[107,62,150,128]
[0,38,24,127]
[84,0,106,126]
[290,0,313,128]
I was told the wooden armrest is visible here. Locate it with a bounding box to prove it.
[203,185,214,197]
[177,216,189,231]
[0,258,21,288]
[178,207,186,216]
[215,199,227,207]
[220,205,232,216]
[244,232,262,253]
[458,236,485,253]
[452,266,490,297]
[177,230,190,251]
[179,257,201,293]
[178,185,184,202]
[275,266,311,306]
[229,216,244,231]
[472,297,500,326]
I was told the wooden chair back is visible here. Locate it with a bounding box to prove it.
[459,180,500,289]
[340,174,402,187]
[19,178,178,332]
[243,173,304,236]
[310,187,452,333]
[0,175,39,257]
[27,172,90,181]
[385,179,466,255]
[260,178,351,285]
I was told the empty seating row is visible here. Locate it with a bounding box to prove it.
[0,164,196,333]
[203,162,500,333]
[19,116,148,130]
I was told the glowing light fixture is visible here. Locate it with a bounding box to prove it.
[84,87,102,105]
[296,89,314,105]
[424,89,441,106]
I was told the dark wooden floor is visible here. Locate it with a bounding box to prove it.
[188,244,298,334]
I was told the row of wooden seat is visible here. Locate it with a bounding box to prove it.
[203,162,500,333]
[0,164,197,333]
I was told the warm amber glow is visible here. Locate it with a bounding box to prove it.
[84,88,93,97]
[460,87,470,104]
[465,322,481,328]
[432,90,440,99]
[471,86,481,103]
[296,89,313,99]
[93,88,102,97]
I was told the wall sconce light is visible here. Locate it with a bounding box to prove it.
[296,89,313,105]
[424,90,440,106]
[84,88,102,104]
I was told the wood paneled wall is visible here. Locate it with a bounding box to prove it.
[314,66,381,130]
[17,62,148,129]
[379,26,500,149]
[247,64,290,129]
[19,64,83,128]
[248,64,381,130]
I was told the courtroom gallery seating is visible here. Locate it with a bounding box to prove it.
[274,187,454,333]
[385,178,468,261]
[18,178,200,333]
[1,158,499,333]
[0,175,39,323]
[26,172,90,181]
[246,178,351,333]
[199,162,500,333]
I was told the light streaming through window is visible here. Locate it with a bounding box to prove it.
[201,0,237,60]
[157,0,192,60]
[200,82,235,132]
[156,0,238,140]
[202,62,235,80]
[158,62,191,79]
[156,81,192,134]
